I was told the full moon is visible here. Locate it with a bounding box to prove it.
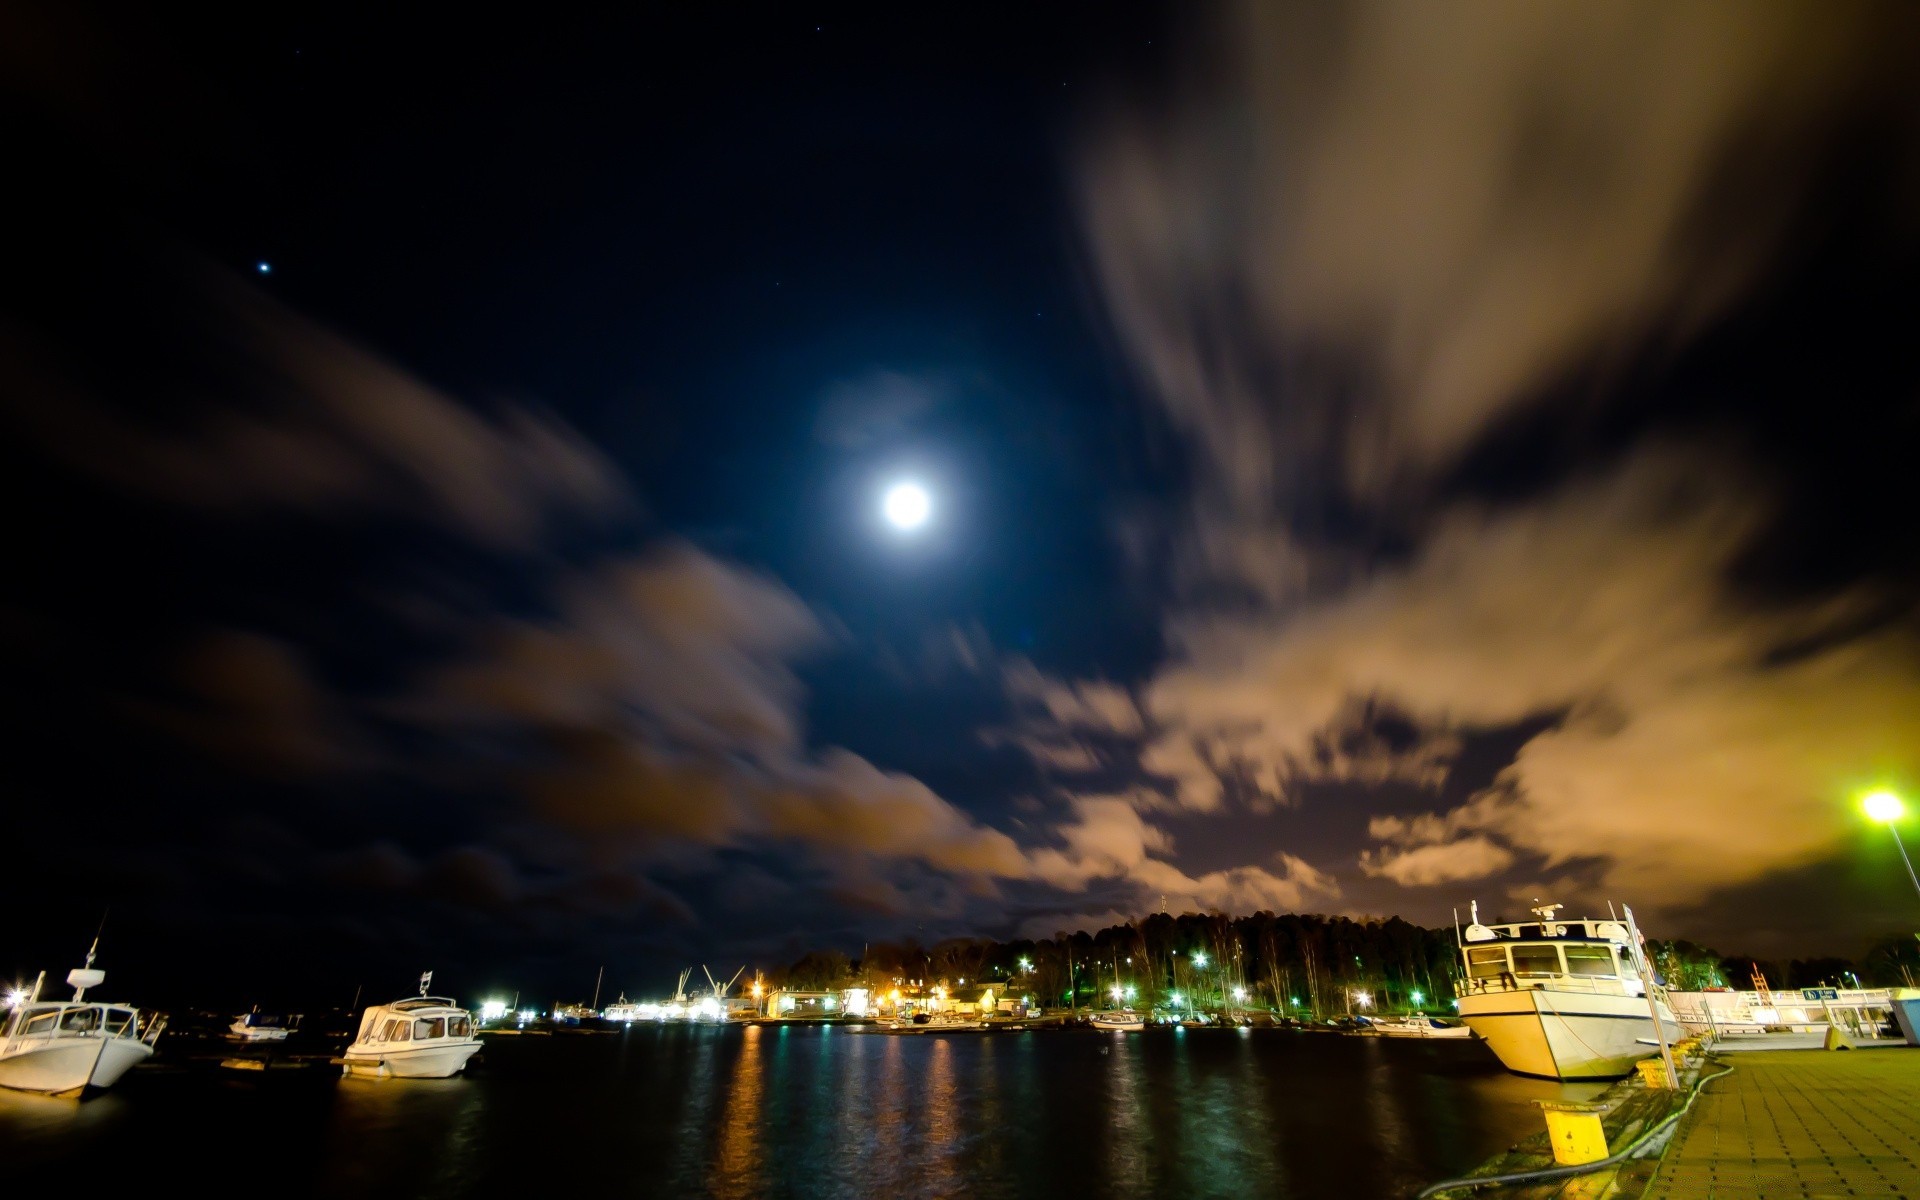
[883,482,931,530]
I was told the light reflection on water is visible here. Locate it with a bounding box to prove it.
[0,1025,1604,1198]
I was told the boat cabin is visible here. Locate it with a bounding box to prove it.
[353,997,474,1047]
[4,1002,145,1043]
[1458,907,1646,999]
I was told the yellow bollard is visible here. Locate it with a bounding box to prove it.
[1536,1101,1611,1166]
[1636,1058,1674,1088]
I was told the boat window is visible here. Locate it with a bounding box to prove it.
[1510,944,1563,976]
[59,1007,100,1033]
[448,1015,471,1038]
[102,1008,134,1035]
[392,1020,412,1041]
[380,1018,404,1042]
[1618,953,1641,979]
[1466,946,1510,979]
[1563,945,1617,977]
[21,1010,61,1036]
[415,1017,445,1040]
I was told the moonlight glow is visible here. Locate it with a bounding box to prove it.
[883,482,931,530]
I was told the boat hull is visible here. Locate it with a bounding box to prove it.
[0,1036,154,1095]
[1460,989,1682,1079]
[1370,1022,1475,1039]
[341,1038,481,1079]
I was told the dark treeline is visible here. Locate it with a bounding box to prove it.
[766,911,1461,1016]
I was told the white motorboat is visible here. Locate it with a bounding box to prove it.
[341,973,481,1080]
[1089,1011,1145,1031]
[1362,1014,1474,1039]
[1455,902,1683,1079]
[0,945,165,1096]
[228,1009,299,1041]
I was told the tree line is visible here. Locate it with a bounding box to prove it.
[766,910,1462,1016]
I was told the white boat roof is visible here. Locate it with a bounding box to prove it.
[368,996,469,1015]
[1463,917,1630,944]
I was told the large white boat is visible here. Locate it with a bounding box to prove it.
[1455,902,1683,1079]
[0,946,165,1096]
[341,974,481,1079]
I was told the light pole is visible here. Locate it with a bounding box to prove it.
[1865,790,1920,905]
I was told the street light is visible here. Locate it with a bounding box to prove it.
[1864,789,1920,904]
[1192,951,1209,969]
[1018,957,1032,973]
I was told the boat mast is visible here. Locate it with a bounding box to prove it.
[591,965,604,1011]
[1622,906,1678,1088]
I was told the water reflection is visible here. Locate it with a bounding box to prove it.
[0,1026,1612,1199]
[711,1025,763,1198]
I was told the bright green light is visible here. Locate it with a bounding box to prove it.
[1411,990,1424,1004]
[1865,790,1905,823]
[1170,993,1182,1006]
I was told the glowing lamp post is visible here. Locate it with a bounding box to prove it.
[1864,790,1920,905]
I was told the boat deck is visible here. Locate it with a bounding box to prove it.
[1643,1049,1920,1199]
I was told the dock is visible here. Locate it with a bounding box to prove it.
[1640,1049,1920,1199]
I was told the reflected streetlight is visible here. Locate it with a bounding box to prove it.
[1864,790,1920,904]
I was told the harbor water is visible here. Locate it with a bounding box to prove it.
[0,1024,1605,1198]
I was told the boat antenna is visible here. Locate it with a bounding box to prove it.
[591,965,604,1011]
[1452,907,1462,949]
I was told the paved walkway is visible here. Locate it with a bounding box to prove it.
[1644,1049,1920,1199]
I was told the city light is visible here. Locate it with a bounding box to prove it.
[1125,985,1137,1000]
[1110,985,1124,1002]
[1410,990,1424,1005]
[1192,952,1209,969]
[1018,957,1032,972]
[1352,990,1371,1008]
[1863,788,1920,904]
[1170,992,1183,1006]
[1864,789,1904,822]
[479,999,509,1021]
[1232,986,1248,1002]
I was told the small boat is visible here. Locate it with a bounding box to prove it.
[340,973,481,1080]
[0,942,165,1096]
[1361,1014,1474,1039]
[228,1009,300,1042]
[1455,902,1683,1079]
[1090,1011,1145,1031]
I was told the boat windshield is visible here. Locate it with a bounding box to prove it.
[1511,944,1562,977]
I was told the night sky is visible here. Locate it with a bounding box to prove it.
[6,3,1920,1008]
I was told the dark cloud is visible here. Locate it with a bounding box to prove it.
[3,268,629,549]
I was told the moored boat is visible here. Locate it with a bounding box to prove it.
[340,973,481,1079]
[1362,1014,1474,1039]
[0,944,165,1097]
[228,1008,300,1042]
[1455,902,1682,1079]
[1089,1010,1145,1031]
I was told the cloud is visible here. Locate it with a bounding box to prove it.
[1025,794,1339,915]
[408,541,1033,880]
[143,631,362,776]
[1081,0,1907,506]
[4,267,628,548]
[1125,447,1920,906]
[814,368,948,448]
[1360,837,1514,887]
